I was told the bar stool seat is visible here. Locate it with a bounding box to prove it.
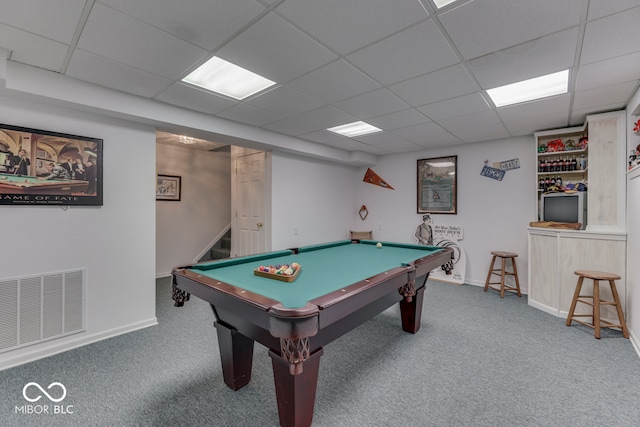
[483,251,521,298]
[566,270,629,339]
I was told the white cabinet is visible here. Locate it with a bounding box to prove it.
[528,228,627,320]
[529,111,627,319]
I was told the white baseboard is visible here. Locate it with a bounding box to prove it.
[0,317,158,372]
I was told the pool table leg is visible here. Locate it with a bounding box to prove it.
[269,348,324,427]
[214,321,254,390]
[400,283,426,334]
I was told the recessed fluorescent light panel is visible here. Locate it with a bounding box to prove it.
[182,56,275,100]
[487,70,569,107]
[433,0,459,8]
[327,121,382,138]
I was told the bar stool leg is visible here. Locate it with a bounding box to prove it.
[593,279,600,339]
[566,276,584,326]
[511,257,522,297]
[499,257,507,298]
[484,255,497,292]
[609,280,630,339]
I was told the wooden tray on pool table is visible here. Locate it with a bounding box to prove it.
[253,267,301,282]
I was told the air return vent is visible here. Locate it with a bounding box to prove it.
[0,270,85,353]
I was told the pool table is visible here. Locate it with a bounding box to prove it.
[172,240,452,427]
[0,173,88,195]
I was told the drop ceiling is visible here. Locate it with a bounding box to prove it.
[1,0,639,155]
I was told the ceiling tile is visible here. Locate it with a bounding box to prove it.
[323,138,383,153]
[67,49,172,98]
[299,130,346,144]
[391,122,446,140]
[412,132,464,149]
[288,60,381,104]
[217,13,337,84]
[262,105,357,136]
[78,3,208,79]
[0,0,86,44]
[0,25,68,71]
[576,52,640,91]
[97,0,266,50]
[367,109,431,131]
[346,19,459,85]
[276,0,429,55]
[389,64,477,106]
[581,7,640,65]
[246,86,325,117]
[496,94,572,135]
[436,110,510,142]
[573,81,638,111]
[587,1,640,20]
[216,103,284,127]
[155,82,237,114]
[353,132,422,152]
[439,0,583,60]
[467,27,579,89]
[334,88,410,120]
[417,93,490,121]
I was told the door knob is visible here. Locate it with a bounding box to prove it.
[257,222,263,228]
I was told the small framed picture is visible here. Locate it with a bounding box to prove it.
[156,174,181,201]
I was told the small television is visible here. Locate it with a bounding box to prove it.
[540,192,587,229]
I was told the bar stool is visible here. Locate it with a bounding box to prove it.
[566,270,629,339]
[483,251,521,298]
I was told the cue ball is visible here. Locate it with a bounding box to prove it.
[376,243,382,248]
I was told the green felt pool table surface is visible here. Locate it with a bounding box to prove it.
[0,173,88,194]
[188,240,444,308]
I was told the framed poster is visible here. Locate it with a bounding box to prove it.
[417,155,457,214]
[0,123,103,206]
[156,174,181,201]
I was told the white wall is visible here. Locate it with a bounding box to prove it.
[0,96,157,370]
[352,136,535,289]
[156,143,231,277]
[270,152,359,250]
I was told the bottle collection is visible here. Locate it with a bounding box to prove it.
[538,155,587,173]
[538,175,564,191]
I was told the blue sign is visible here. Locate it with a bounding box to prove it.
[480,165,505,181]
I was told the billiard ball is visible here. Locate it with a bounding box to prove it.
[376,243,382,248]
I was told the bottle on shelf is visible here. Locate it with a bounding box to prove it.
[556,176,562,189]
[539,158,545,172]
[552,157,558,172]
[579,154,587,170]
[571,156,577,171]
[630,150,637,170]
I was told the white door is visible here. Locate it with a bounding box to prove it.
[236,151,266,256]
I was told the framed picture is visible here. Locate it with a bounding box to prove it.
[417,155,457,214]
[0,123,103,206]
[156,174,181,201]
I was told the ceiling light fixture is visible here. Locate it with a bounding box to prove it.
[487,69,569,107]
[179,135,196,145]
[433,0,459,8]
[182,56,275,100]
[327,121,383,138]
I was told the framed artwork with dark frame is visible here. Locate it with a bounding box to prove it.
[417,155,457,214]
[156,174,181,201]
[0,123,103,206]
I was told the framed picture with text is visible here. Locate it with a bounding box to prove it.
[156,174,181,201]
[0,123,103,206]
[417,156,457,214]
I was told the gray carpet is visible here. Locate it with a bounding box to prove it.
[1,278,639,426]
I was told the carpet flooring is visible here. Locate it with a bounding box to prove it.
[1,278,639,426]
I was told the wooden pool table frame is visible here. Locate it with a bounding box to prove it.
[173,242,453,427]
